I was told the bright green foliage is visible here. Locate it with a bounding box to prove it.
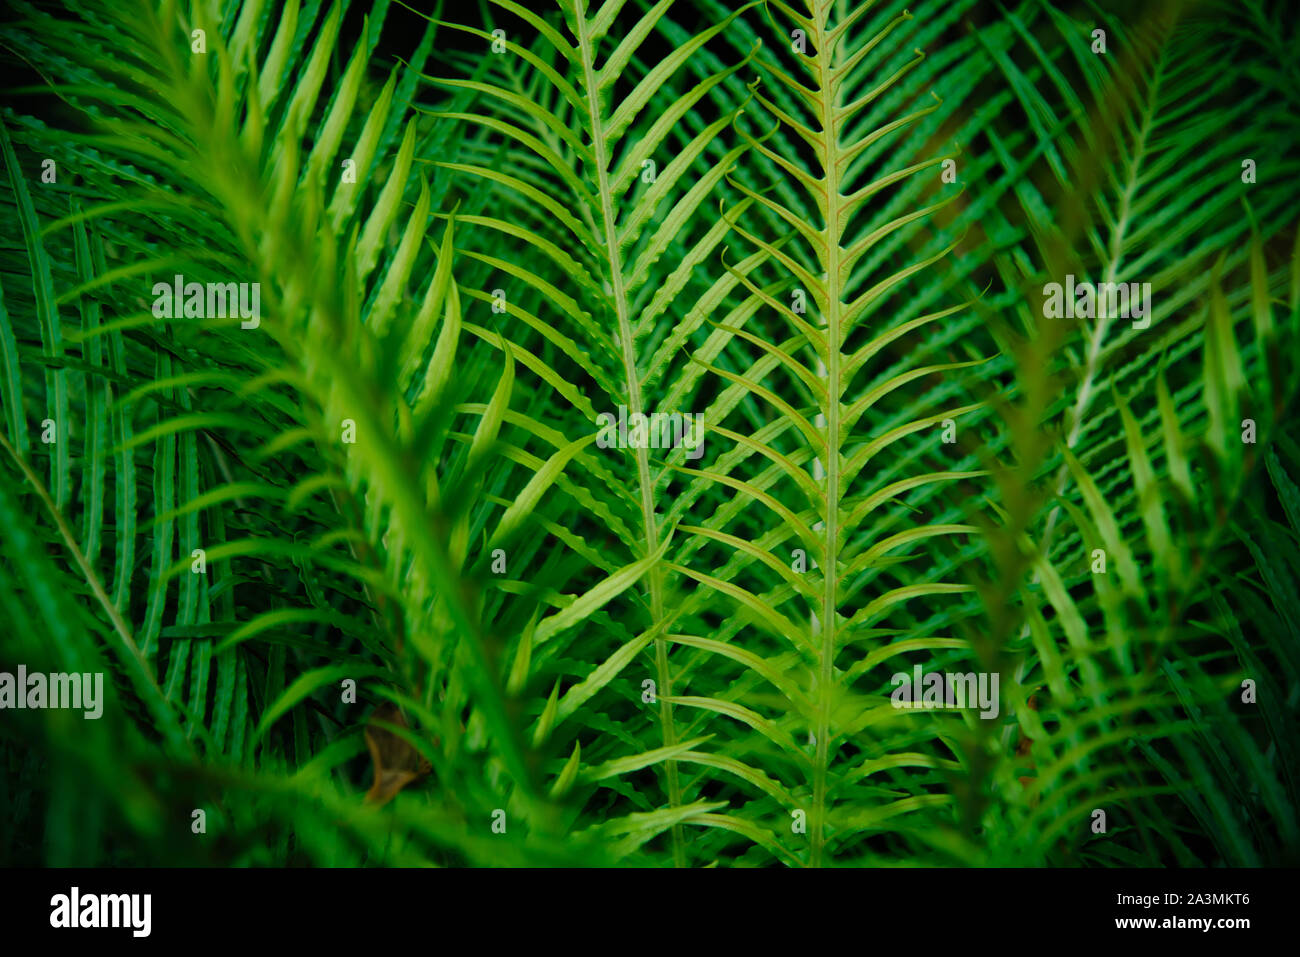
[0,0,1297,866]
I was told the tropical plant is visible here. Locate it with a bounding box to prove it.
[0,0,1296,867]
